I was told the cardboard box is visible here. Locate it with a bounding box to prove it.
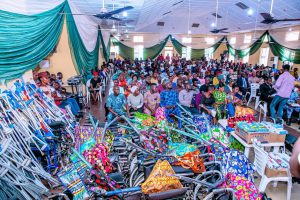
[236,127,269,144]
[269,134,286,143]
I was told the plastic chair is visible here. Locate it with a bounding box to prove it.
[86,79,100,104]
[257,101,268,122]
[252,139,292,200]
[247,83,260,108]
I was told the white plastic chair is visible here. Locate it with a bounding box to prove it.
[252,139,292,200]
[257,101,268,122]
[247,83,260,108]
[86,79,100,104]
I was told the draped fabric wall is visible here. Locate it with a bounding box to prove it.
[99,29,110,62]
[65,2,100,75]
[144,35,171,59]
[111,37,134,60]
[0,2,65,80]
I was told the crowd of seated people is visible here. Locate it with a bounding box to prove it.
[33,71,81,117]
[103,55,299,129]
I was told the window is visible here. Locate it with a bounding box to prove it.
[228,52,235,62]
[182,47,191,60]
[134,45,143,59]
[285,31,299,41]
[182,37,192,44]
[205,47,214,59]
[206,37,215,44]
[244,35,251,44]
[133,36,143,43]
[110,46,119,54]
[242,53,249,63]
[259,47,270,66]
[230,37,236,44]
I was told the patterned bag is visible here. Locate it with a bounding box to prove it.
[141,130,168,153]
[155,107,166,122]
[193,115,210,133]
[173,149,206,173]
[220,173,262,200]
[75,125,103,150]
[141,160,183,194]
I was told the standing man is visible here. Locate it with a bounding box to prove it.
[236,72,249,95]
[270,64,295,123]
[160,81,182,128]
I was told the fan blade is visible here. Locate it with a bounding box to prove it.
[220,31,229,33]
[260,13,273,20]
[277,18,300,22]
[107,6,134,16]
[109,16,122,21]
[218,28,228,31]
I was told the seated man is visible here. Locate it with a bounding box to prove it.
[144,84,160,116]
[51,81,80,116]
[106,86,129,122]
[89,72,102,104]
[127,86,144,113]
[179,84,197,114]
[160,81,182,128]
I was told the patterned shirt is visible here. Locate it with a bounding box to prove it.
[160,89,179,107]
[213,91,226,103]
[107,93,126,111]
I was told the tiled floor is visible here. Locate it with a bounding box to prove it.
[84,87,300,200]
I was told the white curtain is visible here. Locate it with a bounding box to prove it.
[269,27,300,49]
[0,0,64,15]
[227,30,266,49]
[101,29,111,48]
[68,0,99,52]
[173,34,224,49]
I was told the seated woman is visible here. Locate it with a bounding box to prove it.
[200,85,216,124]
[51,82,80,116]
[127,86,144,113]
[213,83,227,119]
[285,88,300,126]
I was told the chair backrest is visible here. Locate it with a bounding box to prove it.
[252,138,268,176]
[86,79,91,88]
[250,83,260,95]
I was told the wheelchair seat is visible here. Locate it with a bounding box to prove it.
[108,172,125,185]
[109,154,119,163]
[172,166,194,175]
[113,141,126,148]
[48,121,66,129]
[147,188,188,200]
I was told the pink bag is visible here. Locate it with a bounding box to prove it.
[155,107,166,122]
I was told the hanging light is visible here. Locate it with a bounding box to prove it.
[211,22,216,27]
[111,24,117,32]
[247,8,254,16]
[123,11,128,17]
[188,30,191,34]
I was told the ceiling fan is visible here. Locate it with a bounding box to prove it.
[260,13,300,24]
[210,28,229,34]
[94,0,134,21]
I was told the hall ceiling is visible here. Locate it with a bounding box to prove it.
[71,0,300,34]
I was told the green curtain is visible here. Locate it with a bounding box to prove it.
[226,31,267,58]
[99,28,110,62]
[191,49,205,59]
[65,2,100,75]
[268,33,300,64]
[0,3,65,81]
[111,37,134,60]
[171,36,185,55]
[144,35,171,59]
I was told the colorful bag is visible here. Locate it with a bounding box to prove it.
[141,160,183,194]
[75,125,103,150]
[193,115,210,133]
[221,149,254,181]
[155,107,166,122]
[173,149,206,173]
[168,142,197,157]
[141,130,168,153]
[208,137,230,161]
[235,106,255,117]
[220,173,262,200]
[228,114,255,128]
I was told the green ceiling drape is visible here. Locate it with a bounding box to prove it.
[65,2,100,75]
[144,35,171,59]
[171,36,185,55]
[99,28,110,62]
[226,31,267,58]
[268,33,300,64]
[111,37,134,60]
[0,2,65,81]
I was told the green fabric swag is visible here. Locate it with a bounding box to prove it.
[268,33,300,64]
[144,35,171,59]
[0,3,65,81]
[226,32,267,58]
[171,36,185,56]
[111,37,134,60]
[99,28,110,62]
[65,2,100,75]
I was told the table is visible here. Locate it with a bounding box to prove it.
[230,132,285,158]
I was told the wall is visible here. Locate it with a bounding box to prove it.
[41,22,78,84]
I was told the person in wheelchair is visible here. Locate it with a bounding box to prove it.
[106,86,129,121]
[127,86,144,114]
[160,81,182,128]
